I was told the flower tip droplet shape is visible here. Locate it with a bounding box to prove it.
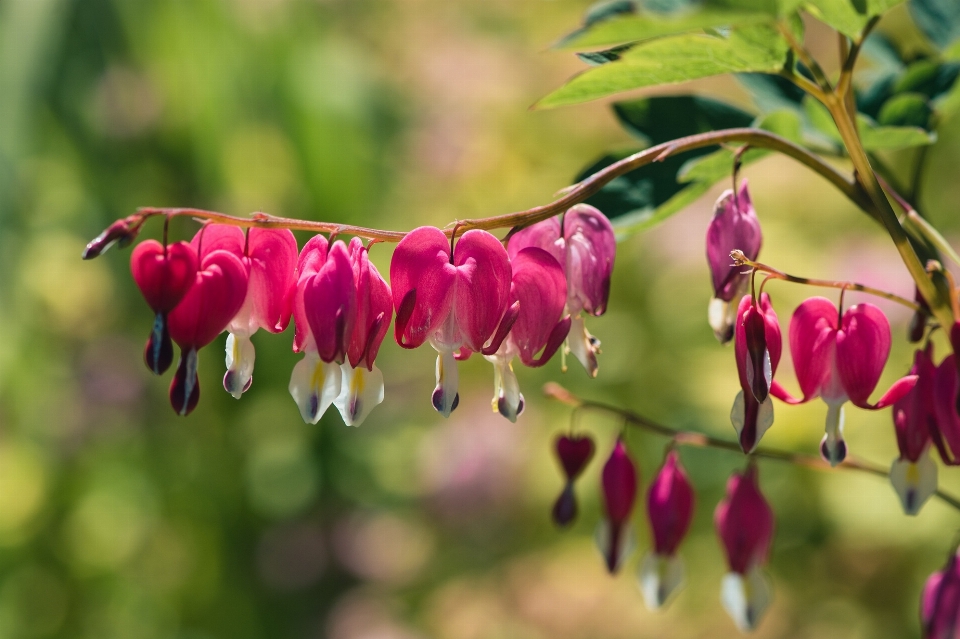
[597,440,638,573]
[706,181,762,343]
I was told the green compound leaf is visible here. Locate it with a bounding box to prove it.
[909,0,960,49]
[574,95,756,237]
[538,24,789,109]
[802,0,905,38]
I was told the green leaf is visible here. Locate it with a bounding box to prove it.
[909,0,960,49]
[577,45,633,66]
[557,9,774,49]
[802,0,904,38]
[538,24,789,109]
[877,92,932,127]
[857,115,937,149]
[575,95,757,235]
[613,95,755,144]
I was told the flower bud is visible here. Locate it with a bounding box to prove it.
[596,440,638,573]
[890,345,937,515]
[706,181,761,343]
[640,450,694,609]
[731,293,781,453]
[715,464,774,631]
[922,550,960,639]
[551,434,595,528]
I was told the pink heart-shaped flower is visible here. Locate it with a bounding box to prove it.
[130,240,198,314]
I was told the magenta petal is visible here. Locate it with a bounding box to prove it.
[836,303,891,406]
[647,450,695,557]
[508,247,568,366]
[563,204,616,316]
[602,440,638,526]
[734,293,781,402]
[390,226,456,348]
[130,240,198,313]
[556,434,595,481]
[191,223,245,259]
[706,181,762,302]
[789,297,838,402]
[246,228,298,333]
[292,236,330,353]
[922,552,960,639]
[451,230,512,352]
[347,238,393,369]
[507,217,564,264]
[168,249,249,350]
[527,316,572,368]
[714,465,774,575]
[893,346,936,462]
[770,380,803,404]
[304,241,356,364]
[934,355,960,464]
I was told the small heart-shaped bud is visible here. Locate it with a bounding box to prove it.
[131,240,199,314]
[555,435,595,481]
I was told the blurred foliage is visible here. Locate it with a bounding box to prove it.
[4,1,960,639]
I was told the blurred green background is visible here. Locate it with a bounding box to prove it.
[3,1,960,638]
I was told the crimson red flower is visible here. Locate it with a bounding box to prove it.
[596,440,638,573]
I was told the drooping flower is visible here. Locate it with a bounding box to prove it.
[932,352,960,466]
[166,236,249,416]
[706,181,762,343]
[731,293,782,454]
[192,225,299,399]
[774,297,917,466]
[391,227,514,417]
[596,440,638,573]
[507,204,615,377]
[714,464,774,632]
[639,449,694,610]
[333,238,393,427]
[289,236,357,424]
[922,549,960,639]
[483,247,570,421]
[551,433,595,527]
[891,344,938,515]
[130,239,198,375]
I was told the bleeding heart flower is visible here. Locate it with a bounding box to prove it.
[890,344,938,515]
[333,238,393,427]
[552,434,595,527]
[130,239,199,375]
[773,297,917,466]
[640,449,694,610]
[194,225,299,399]
[706,181,762,343]
[483,247,570,422]
[932,353,960,467]
[596,440,638,573]
[391,227,513,417]
[166,247,249,416]
[714,464,774,632]
[731,293,781,454]
[508,204,615,378]
[289,236,357,424]
[922,549,960,639]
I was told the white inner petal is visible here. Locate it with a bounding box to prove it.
[567,315,600,378]
[890,448,938,516]
[288,352,341,424]
[721,566,772,632]
[224,332,256,399]
[334,363,385,427]
[638,551,685,611]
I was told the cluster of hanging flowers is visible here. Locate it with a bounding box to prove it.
[115,204,616,427]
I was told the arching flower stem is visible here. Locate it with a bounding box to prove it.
[543,382,960,514]
[731,251,922,312]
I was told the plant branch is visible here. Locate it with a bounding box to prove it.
[730,250,921,311]
[543,382,960,513]
[779,22,834,93]
[90,128,871,251]
[836,17,879,109]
